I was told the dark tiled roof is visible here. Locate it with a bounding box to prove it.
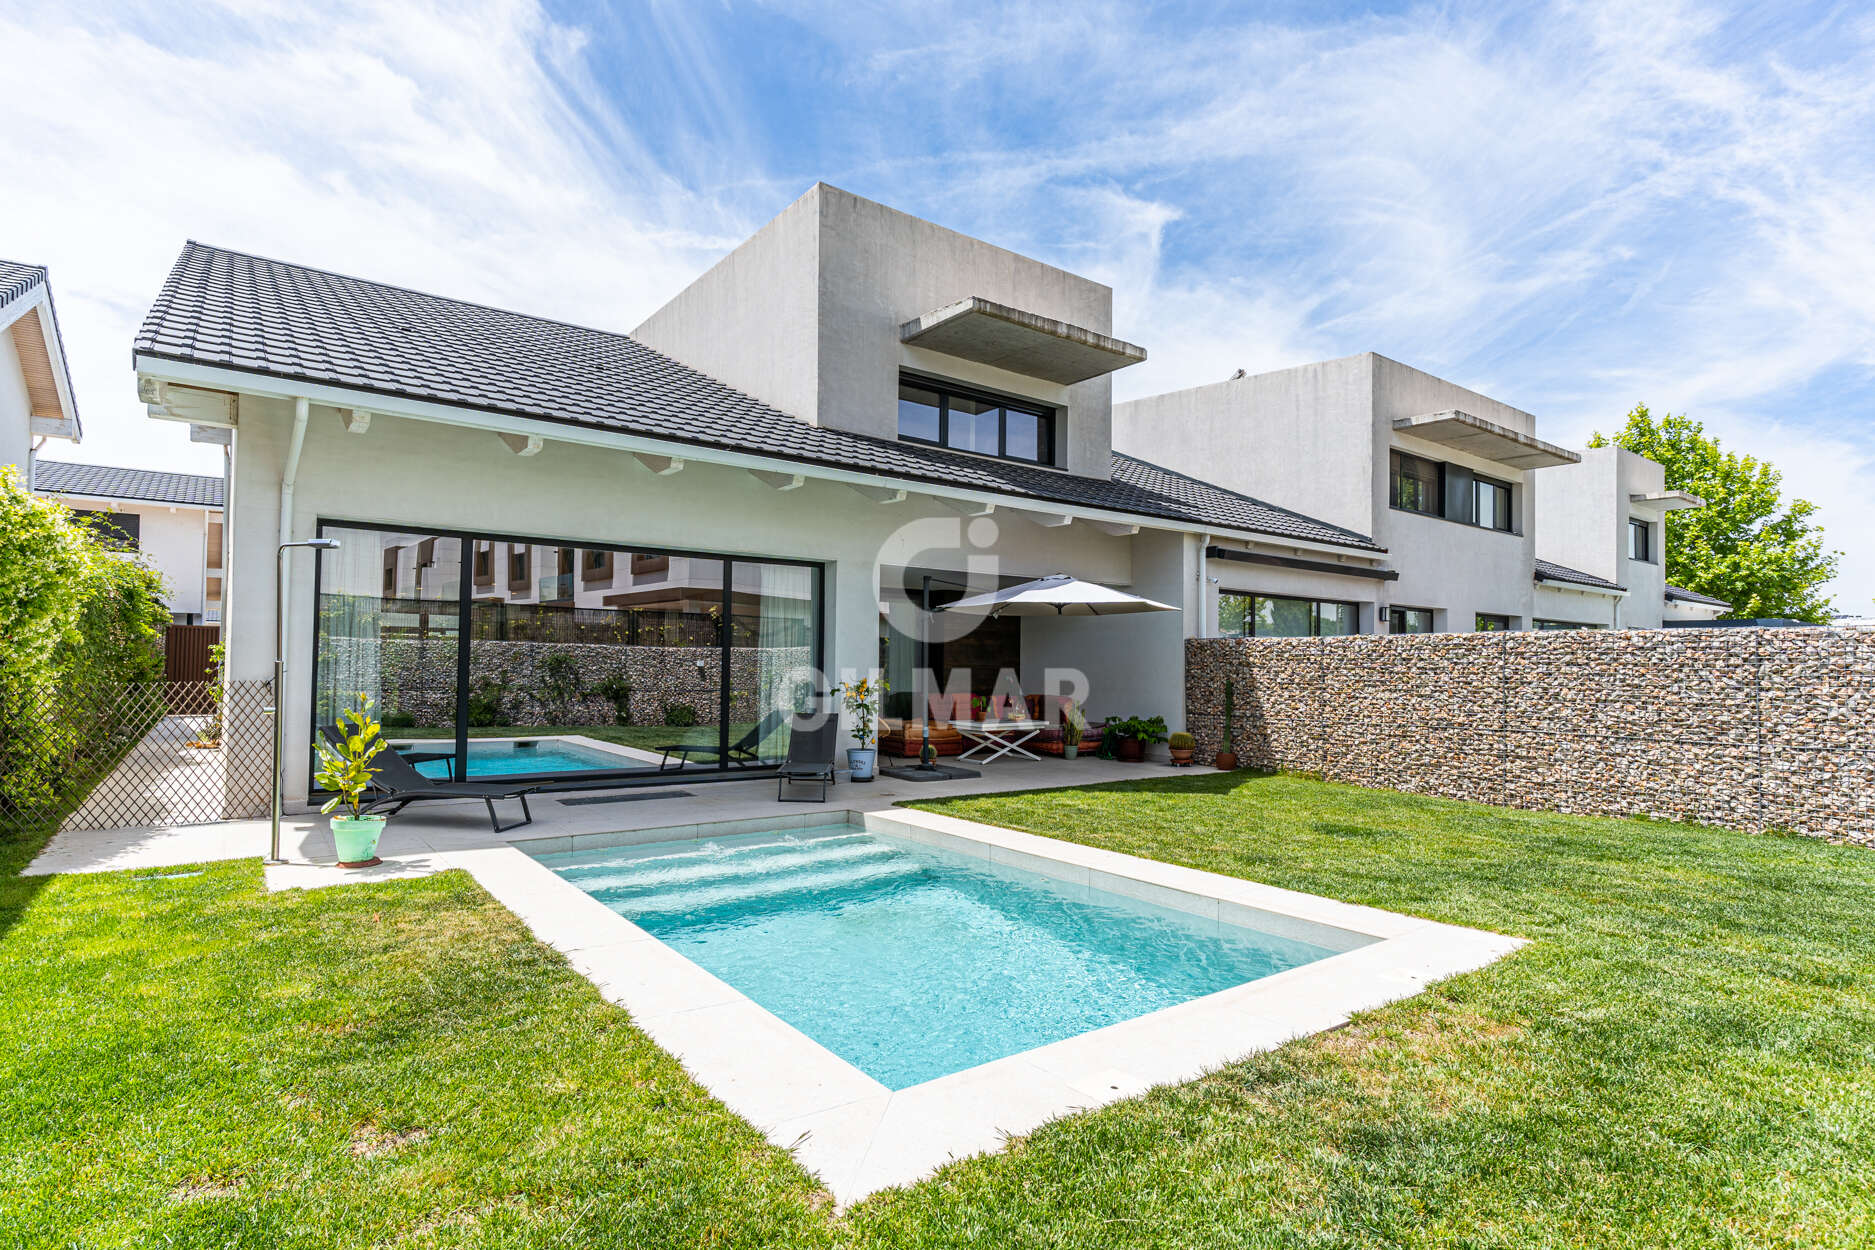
[1533,558,1624,592]
[0,258,48,309]
[134,242,1383,553]
[33,460,224,508]
[1665,583,1730,608]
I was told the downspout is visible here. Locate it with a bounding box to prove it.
[279,396,310,554]
[274,397,310,798]
[1195,533,1212,639]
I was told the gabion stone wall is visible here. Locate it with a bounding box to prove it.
[1186,626,1875,847]
[318,638,813,728]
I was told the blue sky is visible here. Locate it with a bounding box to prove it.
[3,0,1871,605]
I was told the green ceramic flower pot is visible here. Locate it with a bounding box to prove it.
[332,814,387,867]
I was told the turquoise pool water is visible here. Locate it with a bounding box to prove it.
[409,739,638,779]
[540,826,1341,1089]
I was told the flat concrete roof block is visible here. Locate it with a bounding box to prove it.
[900,297,1147,385]
[1392,410,1580,470]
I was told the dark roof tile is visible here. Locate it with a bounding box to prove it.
[1533,558,1624,591]
[134,243,1381,552]
[33,460,224,508]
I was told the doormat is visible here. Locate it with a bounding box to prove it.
[878,764,981,782]
[558,790,694,806]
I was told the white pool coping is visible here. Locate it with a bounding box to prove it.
[466,808,1524,1205]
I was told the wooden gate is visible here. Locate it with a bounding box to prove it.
[163,624,220,711]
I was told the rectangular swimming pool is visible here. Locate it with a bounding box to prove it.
[408,738,638,779]
[539,825,1346,1089]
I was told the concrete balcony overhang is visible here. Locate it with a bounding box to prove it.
[1630,489,1705,512]
[1391,410,1580,470]
[899,297,1147,385]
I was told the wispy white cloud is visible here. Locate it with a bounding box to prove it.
[1,0,1868,603]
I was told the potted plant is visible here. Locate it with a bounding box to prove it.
[316,701,389,867]
[1168,731,1196,766]
[1109,714,1169,762]
[1060,698,1086,760]
[839,676,887,781]
[1214,678,1239,770]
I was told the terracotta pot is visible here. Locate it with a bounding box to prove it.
[1117,737,1144,762]
[1213,750,1239,770]
[1169,748,1194,766]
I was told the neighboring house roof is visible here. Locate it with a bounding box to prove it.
[134,242,1383,553]
[0,258,48,308]
[1665,583,1730,608]
[1,258,82,441]
[33,459,225,508]
[1533,558,1625,592]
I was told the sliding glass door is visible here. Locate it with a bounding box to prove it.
[311,522,822,791]
[313,528,462,764]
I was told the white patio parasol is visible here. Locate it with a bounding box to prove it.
[939,573,1179,617]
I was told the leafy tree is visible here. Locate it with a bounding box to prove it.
[1589,405,1838,622]
[0,467,169,822]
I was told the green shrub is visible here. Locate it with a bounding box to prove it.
[0,468,168,825]
[466,680,509,728]
[661,702,699,728]
[593,676,633,726]
[380,710,416,730]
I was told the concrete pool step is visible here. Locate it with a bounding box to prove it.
[567,837,927,924]
[554,832,880,887]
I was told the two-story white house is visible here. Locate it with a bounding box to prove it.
[30,460,227,624]
[1531,444,1718,629]
[131,183,1390,802]
[1113,353,1584,635]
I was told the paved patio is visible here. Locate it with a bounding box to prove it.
[23,756,1208,886]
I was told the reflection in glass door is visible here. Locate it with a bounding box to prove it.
[730,560,823,766]
[462,544,728,780]
[313,527,462,779]
[312,524,823,790]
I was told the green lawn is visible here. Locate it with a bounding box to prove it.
[2,772,1871,1246]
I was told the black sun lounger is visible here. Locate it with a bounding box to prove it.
[321,727,538,834]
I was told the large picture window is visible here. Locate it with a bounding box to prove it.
[312,521,822,792]
[1219,593,1361,638]
[898,376,1056,465]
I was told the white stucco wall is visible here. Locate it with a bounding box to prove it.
[1112,353,1376,536]
[0,328,32,478]
[223,397,1176,802]
[1532,446,1670,629]
[41,492,214,619]
[1116,352,1553,631]
[1020,528,1197,736]
[634,183,1120,479]
[628,189,822,425]
[1531,583,1621,628]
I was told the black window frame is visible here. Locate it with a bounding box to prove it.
[1388,606,1435,634]
[1472,473,1514,532]
[72,508,141,550]
[1219,592,1362,638]
[1389,449,1443,516]
[1534,619,1600,630]
[897,373,1058,466]
[1629,517,1652,563]
[1474,613,1514,632]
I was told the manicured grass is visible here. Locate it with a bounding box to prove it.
[2,772,1871,1246]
